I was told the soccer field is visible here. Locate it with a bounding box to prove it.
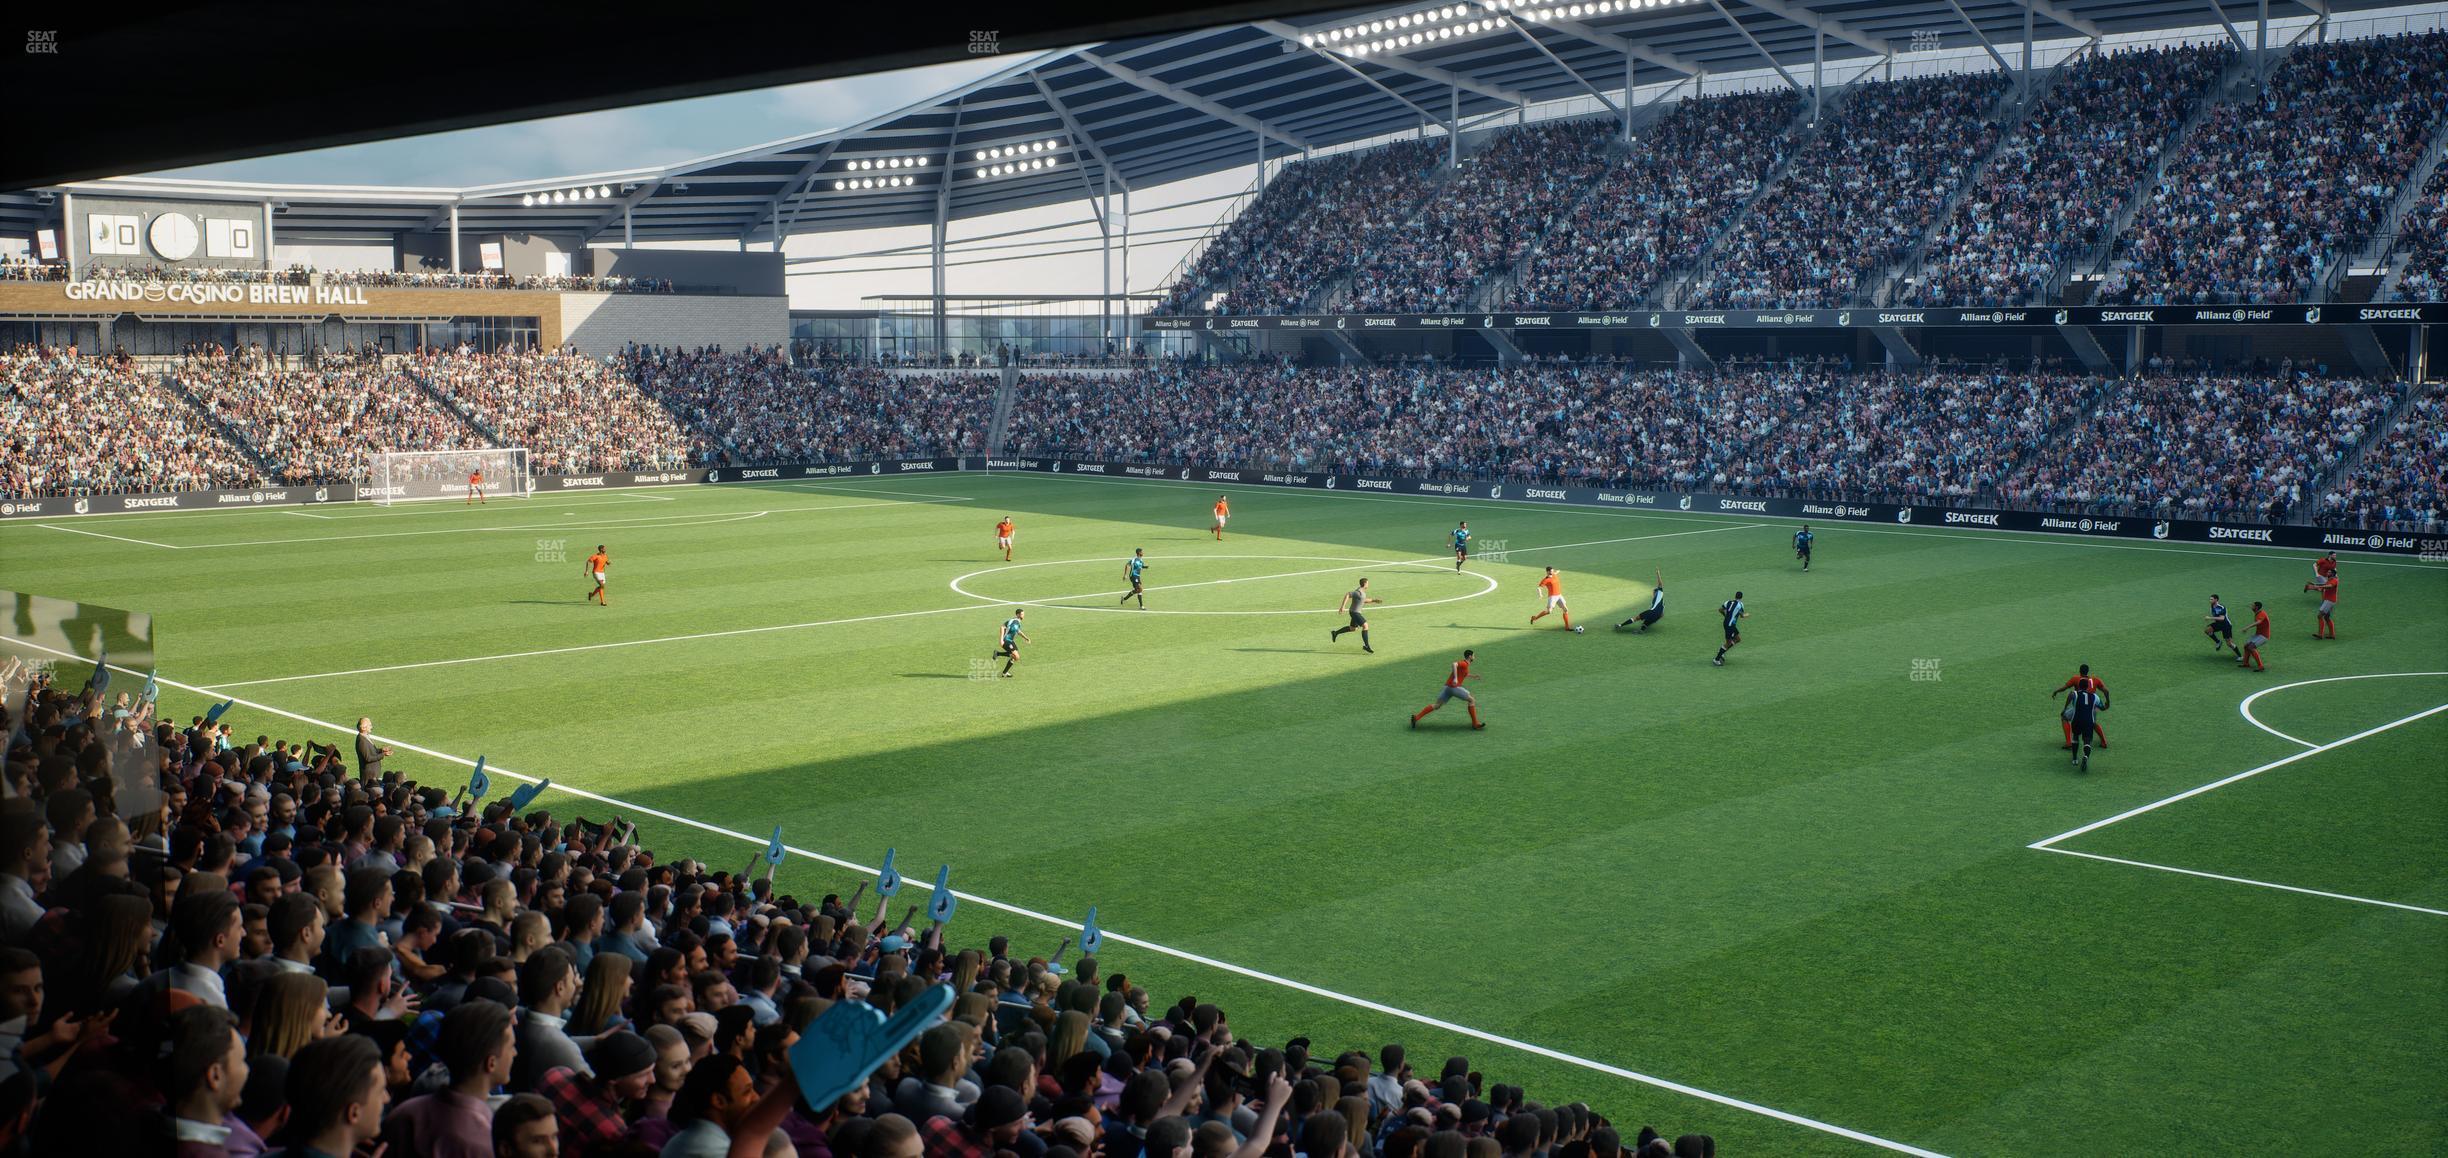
[6,471,2444,1155]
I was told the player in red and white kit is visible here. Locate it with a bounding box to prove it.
[2051,664,2109,750]
[1410,649,1484,730]
[2304,567,2338,639]
[2240,602,2271,670]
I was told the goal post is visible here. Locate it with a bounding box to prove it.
[365,448,531,505]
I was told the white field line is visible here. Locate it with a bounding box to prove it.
[2029,702,2448,850]
[781,482,988,502]
[2031,847,2448,917]
[211,524,1760,687]
[7,636,1952,1158]
[984,470,2448,570]
[37,523,180,549]
[2237,672,2448,749]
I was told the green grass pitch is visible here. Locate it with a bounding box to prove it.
[6,471,2443,1155]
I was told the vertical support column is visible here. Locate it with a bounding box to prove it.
[1256,128,1267,196]
[449,202,461,274]
[2256,0,2268,85]
[773,205,784,254]
[1813,29,1823,122]
[263,200,276,269]
[2125,325,2144,373]
[625,205,633,246]
[1622,53,1634,142]
[1120,184,1131,356]
[60,191,76,280]
[932,217,947,359]
[1451,85,1461,166]
[1099,172,1112,355]
[2021,0,2035,97]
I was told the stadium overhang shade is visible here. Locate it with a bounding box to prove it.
[5,0,2362,246]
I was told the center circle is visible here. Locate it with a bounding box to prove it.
[948,554,1500,616]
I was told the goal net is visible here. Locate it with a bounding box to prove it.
[366,448,531,506]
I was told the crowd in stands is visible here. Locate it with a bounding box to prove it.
[2102,31,2448,305]
[170,345,485,485]
[2005,365,2398,520]
[1904,43,2232,307]
[1155,140,1442,316]
[2316,384,2445,529]
[2388,162,2447,301]
[1341,120,1613,314]
[0,262,66,283]
[0,652,1727,1158]
[623,346,995,466]
[1004,358,2431,525]
[416,349,696,475]
[1504,90,1800,311]
[0,346,250,499]
[1692,72,2010,309]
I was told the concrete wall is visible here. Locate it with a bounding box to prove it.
[558,293,787,355]
[590,248,785,296]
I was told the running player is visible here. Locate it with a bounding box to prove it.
[2304,570,2338,638]
[2310,551,2338,594]
[1793,524,1814,572]
[467,467,486,505]
[2066,682,2104,771]
[1330,577,1381,653]
[1120,549,1147,609]
[1530,567,1573,630]
[2204,595,2241,658]
[1211,495,1230,540]
[995,516,1016,562]
[2240,601,2270,670]
[584,545,609,606]
[993,609,1032,677]
[1409,649,1484,730]
[1451,522,1471,572]
[1617,569,1665,632]
[2051,664,2109,750]
[1712,591,1746,666]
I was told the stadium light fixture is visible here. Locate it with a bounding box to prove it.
[521,194,534,207]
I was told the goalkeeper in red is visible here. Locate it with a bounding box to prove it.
[1410,649,1484,730]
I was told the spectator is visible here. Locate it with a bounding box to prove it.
[273,1034,390,1158]
[384,998,516,1158]
[170,1007,250,1158]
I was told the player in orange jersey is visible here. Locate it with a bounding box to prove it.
[2304,571,2338,638]
[1210,495,1229,540]
[1529,567,1574,630]
[2051,664,2109,750]
[1410,649,1484,730]
[584,545,609,606]
[2240,601,2270,669]
[2310,551,2337,592]
[466,468,486,505]
[995,517,1015,562]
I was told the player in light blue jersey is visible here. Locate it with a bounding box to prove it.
[1451,522,1471,572]
[993,609,1032,677]
[1120,549,1148,608]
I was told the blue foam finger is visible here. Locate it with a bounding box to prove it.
[876,847,902,897]
[791,983,954,1111]
[765,825,787,866]
[929,864,957,924]
[1079,906,1102,955]
[468,757,491,801]
[507,778,549,810]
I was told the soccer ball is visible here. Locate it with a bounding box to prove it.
[1572,625,1584,634]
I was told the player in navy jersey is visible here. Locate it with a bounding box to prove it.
[2203,595,2240,658]
[992,609,1032,677]
[1793,525,1815,571]
[1451,522,1471,572]
[1617,569,1665,632]
[1120,549,1148,608]
[1712,592,1746,666]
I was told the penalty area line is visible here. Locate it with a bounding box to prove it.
[8,637,1953,1158]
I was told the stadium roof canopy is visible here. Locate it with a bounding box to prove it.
[9,0,2362,248]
